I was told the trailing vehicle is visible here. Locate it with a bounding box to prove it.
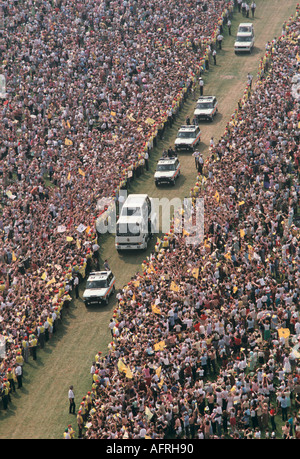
[83,271,116,306]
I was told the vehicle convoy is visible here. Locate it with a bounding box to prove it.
[115,194,157,251]
[83,271,116,306]
[234,22,255,53]
[154,156,181,186]
[174,125,201,152]
[193,96,218,122]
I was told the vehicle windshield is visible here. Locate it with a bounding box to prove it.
[121,206,141,216]
[196,102,213,109]
[178,131,196,138]
[238,27,251,33]
[236,36,252,42]
[116,223,140,236]
[157,164,176,171]
[86,279,107,289]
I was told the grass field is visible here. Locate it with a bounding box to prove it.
[0,0,298,439]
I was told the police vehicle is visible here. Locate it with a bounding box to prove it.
[154,156,181,186]
[194,96,218,122]
[174,125,201,152]
[83,271,116,306]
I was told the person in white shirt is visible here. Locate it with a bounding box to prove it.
[68,385,75,414]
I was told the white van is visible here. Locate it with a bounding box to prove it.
[115,194,157,251]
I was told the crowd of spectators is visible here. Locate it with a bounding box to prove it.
[78,11,300,440]
[0,0,233,411]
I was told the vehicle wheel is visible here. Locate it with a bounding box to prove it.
[105,297,109,305]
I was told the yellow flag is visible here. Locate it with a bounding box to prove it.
[158,377,164,389]
[191,267,199,279]
[146,117,155,125]
[156,366,162,378]
[151,304,162,315]
[117,359,127,373]
[170,281,180,292]
[240,229,245,238]
[67,120,71,129]
[41,272,47,280]
[46,277,56,287]
[145,407,153,421]
[78,168,85,177]
[125,366,133,379]
[147,264,156,274]
[233,286,238,293]
[66,236,74,242]
[154,341,166,352]
[182,228,190,237]
[278,328,290,340]
[65,138,73,146]
[214,191,220,203]
[76,239,81,249]
[238,201,245,206]
[127,113,136,122]
[67,172,71,181]
[12,251,17,262]
[224,252,231,260]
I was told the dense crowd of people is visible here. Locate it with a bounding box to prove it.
[0,0,232,408]
[0,0,299,442]
[77,11,299,440]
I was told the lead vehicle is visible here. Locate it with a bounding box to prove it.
[83,271,116,306]
[234,23,255,54]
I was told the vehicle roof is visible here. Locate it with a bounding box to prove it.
[123,194,149,205]
[88,271,112,280]
[238,23,253,27]
[158,157,178,164]
[178,125,199,131]
[197,96,216,100]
